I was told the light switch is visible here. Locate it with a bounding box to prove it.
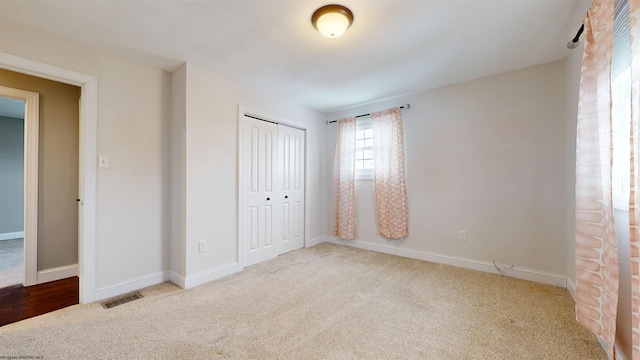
[98,155,109,168]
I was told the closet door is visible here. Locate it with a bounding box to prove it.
[242,117,281,267]
[277,125,305,254]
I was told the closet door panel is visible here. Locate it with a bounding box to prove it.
[277,125,305,254]
[242,117,280,266]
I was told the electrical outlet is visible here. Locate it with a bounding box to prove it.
[458,230,467,241]
[198,240,206,252]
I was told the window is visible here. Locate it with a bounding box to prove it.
[612,66,631,209]
[612,0,631,210]
[355,116,374,179]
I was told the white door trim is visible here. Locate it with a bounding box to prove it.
[0,85,39,286]
[237,108,246,268]
[0,52,98,303]
[237,105,308,268]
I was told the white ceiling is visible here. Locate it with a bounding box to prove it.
[0,0,591,113]
[0,96,25,119]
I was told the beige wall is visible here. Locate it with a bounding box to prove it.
[0,115,24,234]
[326,60,568,277]
[0,68,80,270]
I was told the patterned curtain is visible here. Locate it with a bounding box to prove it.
[370,108,409,239]
[629,1,640,358]
[575,0,619,357]
[333,117,357,240]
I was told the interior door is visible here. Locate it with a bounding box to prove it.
[242,117,281,267]
[277,125,305,254]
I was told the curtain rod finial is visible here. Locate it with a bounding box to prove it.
[567,40,580,49]
[567,24,584,49]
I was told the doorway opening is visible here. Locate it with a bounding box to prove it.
[0,51,97,303]
[0,96,25,289]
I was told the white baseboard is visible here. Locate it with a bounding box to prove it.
[567,276,576,299]
[305,236,328,248]
[36,264,78,284]
[95,271,170,301]
[596,336,614,359]
[596,336,629,360]
[596,324,631,360]
[0,231,24,241]
[615,343,629,360]
[183,262,242,289]
[170,271,185,289]
[326,237,568,288]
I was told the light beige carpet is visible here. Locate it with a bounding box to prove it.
[0,238,23,289]
[0,243,606,359]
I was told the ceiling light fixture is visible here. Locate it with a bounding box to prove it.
[312,4,354,38]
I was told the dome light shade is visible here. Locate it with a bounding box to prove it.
[312,5,353,38]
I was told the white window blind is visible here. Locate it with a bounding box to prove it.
[612,0,631,210]
[613,0,630,79]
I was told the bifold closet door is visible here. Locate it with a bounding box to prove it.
[277,125,305,254]
[242,117,281,267]
[241,116,305,267]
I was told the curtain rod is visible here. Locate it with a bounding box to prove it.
[325,104,411,124]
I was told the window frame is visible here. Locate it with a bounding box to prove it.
[355,116,374,180]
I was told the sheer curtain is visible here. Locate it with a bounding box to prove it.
[370,108,409,239]
[574,0,619,357]
[333,117,357,240]
[629,0,640,357]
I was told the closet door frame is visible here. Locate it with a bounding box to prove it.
[237,105,308,268]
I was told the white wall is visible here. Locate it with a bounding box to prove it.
[1,18,325,299]
[172,63,325,287]
[565,43,583,294]
[170,64,187,281]
[325,60,569,281]
[614,208,633,360]
[0,18,172,292]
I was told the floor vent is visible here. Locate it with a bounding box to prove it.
[101,292,143,309]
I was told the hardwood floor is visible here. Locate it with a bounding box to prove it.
[0,276,79,327]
